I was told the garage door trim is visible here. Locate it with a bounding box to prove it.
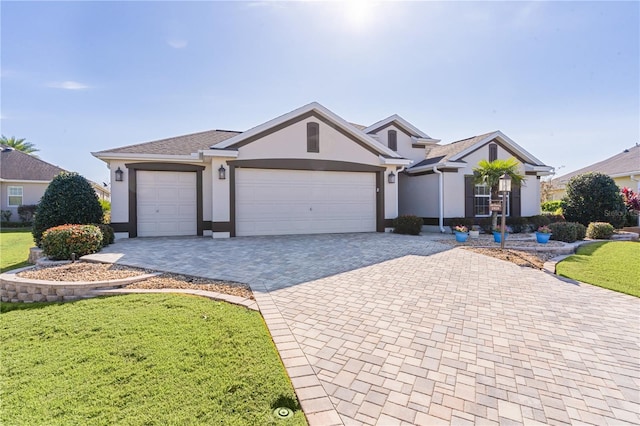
[228,158,385,237]
[125,162,205,238]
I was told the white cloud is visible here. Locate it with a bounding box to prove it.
[48,81,91,90]
[167,39,188,49]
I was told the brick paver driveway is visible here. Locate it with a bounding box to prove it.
[100,233,640,425]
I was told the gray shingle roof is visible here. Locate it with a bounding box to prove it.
[409,131,496,169]
[553,144,640,185]
[94,129,241,156]
[0,146,67,181]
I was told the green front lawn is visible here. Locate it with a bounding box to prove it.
[0,228,33,272]
[1,294,307,425]
[557,241,640,297]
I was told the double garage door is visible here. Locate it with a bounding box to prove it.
[236,169,377,236]
[136,169,377,237]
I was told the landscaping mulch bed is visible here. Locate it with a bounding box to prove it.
[464,248,556,269]
[17,262,253,299]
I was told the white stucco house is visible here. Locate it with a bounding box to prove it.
[92,102,552,239]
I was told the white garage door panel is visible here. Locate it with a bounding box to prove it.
[137,171,197,237]
[236,169,376,236]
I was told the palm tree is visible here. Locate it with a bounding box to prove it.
[473,157,525,229]
[0,135,39,156]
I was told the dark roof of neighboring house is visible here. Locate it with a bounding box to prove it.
[95,129,241,155]
[0,146,67,181]
[553,144,640,185]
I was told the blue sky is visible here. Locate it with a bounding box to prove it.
[2,1,638,186]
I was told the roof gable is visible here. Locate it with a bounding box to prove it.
[363,115,431,139]
[212,102,402,159]
[0,147,67,181]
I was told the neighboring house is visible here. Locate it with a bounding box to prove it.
[0,146,110,221]
[549,144,640,201]
[92,102,552,239]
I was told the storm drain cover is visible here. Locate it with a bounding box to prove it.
[273,407,293,419]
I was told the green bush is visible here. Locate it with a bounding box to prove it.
[17,204,37,223]
[564,172,626,228]
[586,222,614,239]
[528,215,551,229]
[41,224,103,260]
[544,214,566,223]
[0,221,31,228]
[574,222,587,241]
[96,224,115,247]
[541,200,565,213]
[1,210,12,222]
[506,216,529,234]
[33,172,104,247]
[549,222,582,243]
[393,215,423,235]
[478,217,493,233]
[99,199,111,212]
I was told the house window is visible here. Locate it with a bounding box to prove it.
[388,130,397,151]
[474,184,491,216]
[489,143,498,162]
[307,122,319,153]
[474,184,509,217]
[8,186,23,206]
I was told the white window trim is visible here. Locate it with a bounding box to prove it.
[7,186,23,207]
[474,184,510,217]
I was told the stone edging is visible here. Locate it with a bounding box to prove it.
[91,288,258,311]
[0,265,161,303]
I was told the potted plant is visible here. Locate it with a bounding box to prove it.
[492,225,512,243]
[469,225,481,239]
[453,225,469,242]
[535,225,552,244]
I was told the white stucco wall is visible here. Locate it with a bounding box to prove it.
[237,118,380,164]
[521,176,541,216]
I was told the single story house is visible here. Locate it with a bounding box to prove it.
[548,144,640,201]
[92,102,552,239]
[0,146,110,222]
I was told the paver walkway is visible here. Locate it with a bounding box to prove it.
[98,234,640,425]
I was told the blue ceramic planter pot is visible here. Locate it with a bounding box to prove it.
[455,231,469,242]
[536,232,551,244]
[493,231,508,243]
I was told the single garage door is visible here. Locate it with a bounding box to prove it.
[236,169,376,236]
[137,171,197,237]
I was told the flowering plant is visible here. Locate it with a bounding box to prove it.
[453,225,468,233]
[622,187,640,212]
[493,225,512,233]
[537,225,552,234]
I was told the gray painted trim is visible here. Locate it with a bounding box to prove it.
[459,138,528,164]
[229,158,385,173]
[229,165,236,237]
[124,162,205,238]
[367,121,415,138]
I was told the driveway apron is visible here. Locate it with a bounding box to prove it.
[99,234,640,425]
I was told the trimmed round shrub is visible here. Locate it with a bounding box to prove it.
[393,215,423,235]
[506,216,529,234]
[96,224,115,247]
[528,215,551,229]
[563,172,626,228]
[41,224,103,260]
[33,172,104,247]
[549,222,586,243]
[586,222,614,239]
[574,222,587,241]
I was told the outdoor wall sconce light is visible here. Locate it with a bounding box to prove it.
[388,171,396,184]
[114,167,124,182]
[218,165,226,180]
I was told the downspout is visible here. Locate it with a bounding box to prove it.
[433,166,446,233]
